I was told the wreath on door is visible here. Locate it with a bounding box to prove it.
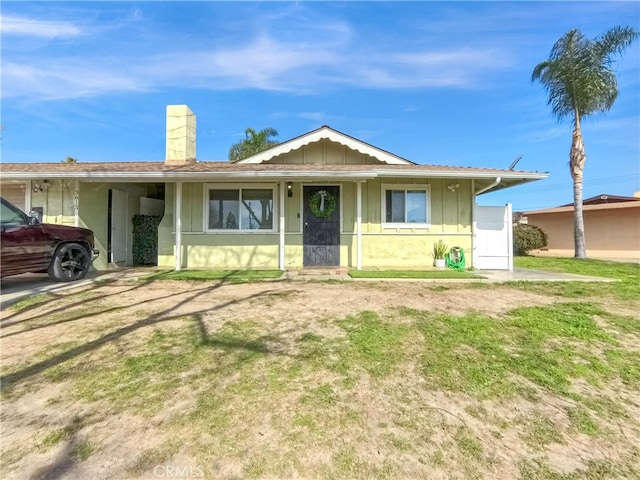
[309,190,336,218]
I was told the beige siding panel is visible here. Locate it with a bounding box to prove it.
[1,183,27,210]
[180,183,192,232]
[184,182,204,232]
[31,180,74,226]
[285,183,301,233]
[365,179,382,232]
[442,179,459,233]
[342,182,355,233]
[458,180,472,233]
[325,141,344,164]
[267,139,385,165]
[304,142,324,164]
[430,179,443,233]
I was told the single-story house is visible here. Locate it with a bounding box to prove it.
[1,105,548,271]
[524,193,640,261]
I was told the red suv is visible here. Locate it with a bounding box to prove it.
[0,197,99,281]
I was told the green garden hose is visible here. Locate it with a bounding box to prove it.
[445,247,466,270]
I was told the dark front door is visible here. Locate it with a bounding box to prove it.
[303,186,340,267]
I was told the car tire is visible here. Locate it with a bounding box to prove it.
[48,243,91,282]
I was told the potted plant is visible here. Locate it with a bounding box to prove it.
[432,240,448,268]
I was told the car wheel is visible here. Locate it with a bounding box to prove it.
[48,243,91,282]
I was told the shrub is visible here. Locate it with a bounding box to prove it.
[132,215,163,265]
[513,224,547,255]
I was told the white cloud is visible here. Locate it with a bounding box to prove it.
[2,61,147,100]
[2,39,513,100]
[1,8,515,101]
[273,111,328,123]
[1,15,83,38]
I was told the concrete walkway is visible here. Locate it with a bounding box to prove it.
[477,268,614,283]
[1,266,614,310]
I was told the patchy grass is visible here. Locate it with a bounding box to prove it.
[514,256,638,279]
[334,311,410,377]
[7,293,53,311]
[349,269,482,279]
[410,302,640,399]
[141,269,283,282]
[566,406,600,436]
[2,277,639,479]
[514,256,640,299]
[39,428,71,450]
[71,440,96,461]
[521,412,564,446]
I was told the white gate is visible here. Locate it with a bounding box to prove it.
[474,204,513,270]
[109,188,128,264]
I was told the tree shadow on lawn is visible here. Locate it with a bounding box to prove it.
[0,274,142,326]
[0,276,285,391]
[28,415,88,480]
[0,280,216,339]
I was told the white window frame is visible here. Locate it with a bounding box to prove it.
[381,184,431,228]
[204,183,278,233]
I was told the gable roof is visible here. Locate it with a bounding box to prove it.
[236,126,414,165]
[0,126,549,195]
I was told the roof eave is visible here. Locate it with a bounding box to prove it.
[0,169,549,184]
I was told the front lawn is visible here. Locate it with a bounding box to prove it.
[514,256,640,299]
[1,269,638,479]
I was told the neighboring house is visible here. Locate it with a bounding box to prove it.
[1,105,548,271]
[524,193,640,261]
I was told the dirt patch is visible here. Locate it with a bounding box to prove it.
[1,278,637,480]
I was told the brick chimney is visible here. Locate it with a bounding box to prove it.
[165,105,196,165]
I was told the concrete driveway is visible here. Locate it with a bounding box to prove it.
[0,269,146,310]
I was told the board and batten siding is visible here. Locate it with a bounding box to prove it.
[266,138,383,165]
[158,178,474,269]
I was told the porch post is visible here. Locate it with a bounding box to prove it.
[175,181,183,271]
[471,179,476,270]
[25,180,32,212]
[279,181,285,270]
[356,181,362,270]
[74,179,80,227]
[506,202,513,271]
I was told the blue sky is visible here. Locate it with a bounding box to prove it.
[1,1,639,211]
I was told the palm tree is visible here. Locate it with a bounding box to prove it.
[228,127,279,162]
[532,26,637,258]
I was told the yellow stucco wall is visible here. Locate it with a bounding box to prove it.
[354,233,472,268]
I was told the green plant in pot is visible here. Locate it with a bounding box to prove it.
[432,240,448,268]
